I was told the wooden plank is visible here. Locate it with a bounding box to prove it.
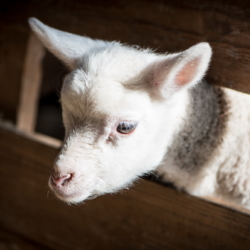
[1,126,250,250]
[0,227,50,250]
[17,34,45,133]
[0,28,28,122]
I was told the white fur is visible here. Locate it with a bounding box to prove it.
[29,18,250,208]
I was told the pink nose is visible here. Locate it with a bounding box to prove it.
[51,173,72,187]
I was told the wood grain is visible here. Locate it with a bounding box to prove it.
[0,227,49,250]
[17,34,45,133]
[0,28,28,122]
[1,126,250,250]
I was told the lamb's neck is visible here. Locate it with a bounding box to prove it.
[166,81,228,173]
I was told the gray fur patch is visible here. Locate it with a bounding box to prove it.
[168,81,228,173]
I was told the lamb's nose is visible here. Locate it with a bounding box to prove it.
[51,173,72,187]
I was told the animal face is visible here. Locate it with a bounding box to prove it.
[51,65,173,203]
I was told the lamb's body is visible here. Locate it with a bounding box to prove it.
[29,18,250,208]
[157,84,250,208]
[210,88,250,206]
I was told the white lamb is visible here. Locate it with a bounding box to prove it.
[29,18,250,208]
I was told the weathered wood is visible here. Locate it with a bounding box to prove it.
[17,34,45,133]
[0,227,48,250]
[0,28,28,122]
[0,125,250,250]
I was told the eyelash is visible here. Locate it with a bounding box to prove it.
[116,122,137,134]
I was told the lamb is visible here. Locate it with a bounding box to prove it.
[29,18,250,208]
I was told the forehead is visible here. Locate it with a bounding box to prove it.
[93,78,150,118]
[61,70,151,120]
[61,45,154,119]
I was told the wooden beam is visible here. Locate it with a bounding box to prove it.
[17,33,45,133]
[0,125,250,250]
[0,227,48,250]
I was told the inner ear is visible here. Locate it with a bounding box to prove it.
[175,57,200,86]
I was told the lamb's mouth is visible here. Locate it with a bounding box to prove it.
[48,175,104,203]
[48,180,91,203]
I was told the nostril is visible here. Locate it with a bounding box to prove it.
[51,173,73,187]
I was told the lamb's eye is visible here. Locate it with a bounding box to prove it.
[117,122,137,134]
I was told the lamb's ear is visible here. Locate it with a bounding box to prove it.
[28,18,106,70]
[149,43,212,98]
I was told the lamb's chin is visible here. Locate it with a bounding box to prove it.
[54,190,91,204]
[48,183,91,204]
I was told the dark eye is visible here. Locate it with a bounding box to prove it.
[117,122,137,134]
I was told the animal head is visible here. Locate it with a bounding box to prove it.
[29,18,212,203]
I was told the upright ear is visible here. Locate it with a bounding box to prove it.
[28,18,107,69]
[148,43,212,98]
